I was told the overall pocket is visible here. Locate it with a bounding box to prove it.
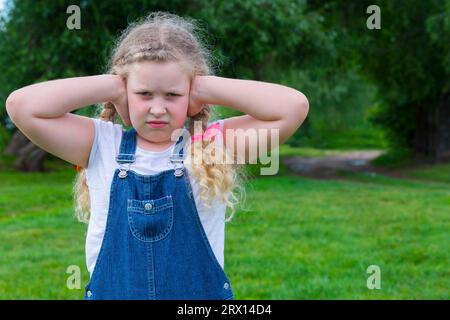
[127,195,174,242]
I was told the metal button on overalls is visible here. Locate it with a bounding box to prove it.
[83,126,234,300]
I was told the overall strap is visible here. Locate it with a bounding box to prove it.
[116,127,137,179]
[116,127,137,164]
[169,128,190,177]
[115,127,190,179]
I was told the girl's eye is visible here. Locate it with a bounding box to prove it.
[139,92,178,97]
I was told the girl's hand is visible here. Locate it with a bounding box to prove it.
[111,76,131,127]
[188,76,207,117]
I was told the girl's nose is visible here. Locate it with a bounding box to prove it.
[149,105,167,116]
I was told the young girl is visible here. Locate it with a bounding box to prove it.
[5,11,309,300]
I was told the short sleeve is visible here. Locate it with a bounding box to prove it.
[207,119,225,148]
[86,118,124,187]
[87,119,99,170]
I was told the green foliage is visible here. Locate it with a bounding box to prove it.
[201,0,321,78]
[2,0,444,155]
[310,0,450,155]
[361,0,450,152]
[426,0,450,92]
[362,0,449,102]
[0,1,323,123]
[280,67,380,147]
[371,146,415,169]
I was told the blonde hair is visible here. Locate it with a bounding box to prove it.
[73,11,249,224]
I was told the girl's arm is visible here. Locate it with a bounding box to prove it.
[190,76,309,161]
[6,75,127,121]
[5,75,127,168]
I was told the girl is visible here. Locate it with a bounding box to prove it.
[5,11,309,300]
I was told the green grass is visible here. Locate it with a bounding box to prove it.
[0,154,449,299]
[229,172,449,299]
[404,163,450,184]
[278,144,366,158]
[292,125,389,151]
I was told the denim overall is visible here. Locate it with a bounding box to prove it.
[84,127,234,300]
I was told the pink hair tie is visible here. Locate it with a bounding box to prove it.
[191,122,221,143]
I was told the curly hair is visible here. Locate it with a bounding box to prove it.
[72,11,249,224]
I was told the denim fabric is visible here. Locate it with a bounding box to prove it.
[84,127,234,300]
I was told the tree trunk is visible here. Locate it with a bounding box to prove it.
[414,94,450,163]
[436,94,450,162]
[4,130,48,172]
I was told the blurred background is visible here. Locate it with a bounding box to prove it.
[0,0,448,299]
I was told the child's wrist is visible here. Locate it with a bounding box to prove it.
[190,75,208,105]
[108,74,127,103]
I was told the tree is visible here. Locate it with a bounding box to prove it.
[0,0,136,170]
[315,0,450,163]
[1,0,327,171]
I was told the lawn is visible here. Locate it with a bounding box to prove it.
[0,154,448,299]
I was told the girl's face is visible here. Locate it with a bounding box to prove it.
[126,60,191,145]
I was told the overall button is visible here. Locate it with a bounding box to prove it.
[86,290,92,298]
[118,170,127,178]
[144,203,153,211]
[174,168,184,177]
[224,283,229,290]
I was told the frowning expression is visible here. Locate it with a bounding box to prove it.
[127,60,191,144]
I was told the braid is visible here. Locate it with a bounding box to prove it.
[188,105,211,133]
[99,102,118,122]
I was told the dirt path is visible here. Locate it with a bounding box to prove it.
[282,150,410,180]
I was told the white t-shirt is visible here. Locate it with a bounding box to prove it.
[85,118,228,277]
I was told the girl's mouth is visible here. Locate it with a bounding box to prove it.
[147,121,168,129]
